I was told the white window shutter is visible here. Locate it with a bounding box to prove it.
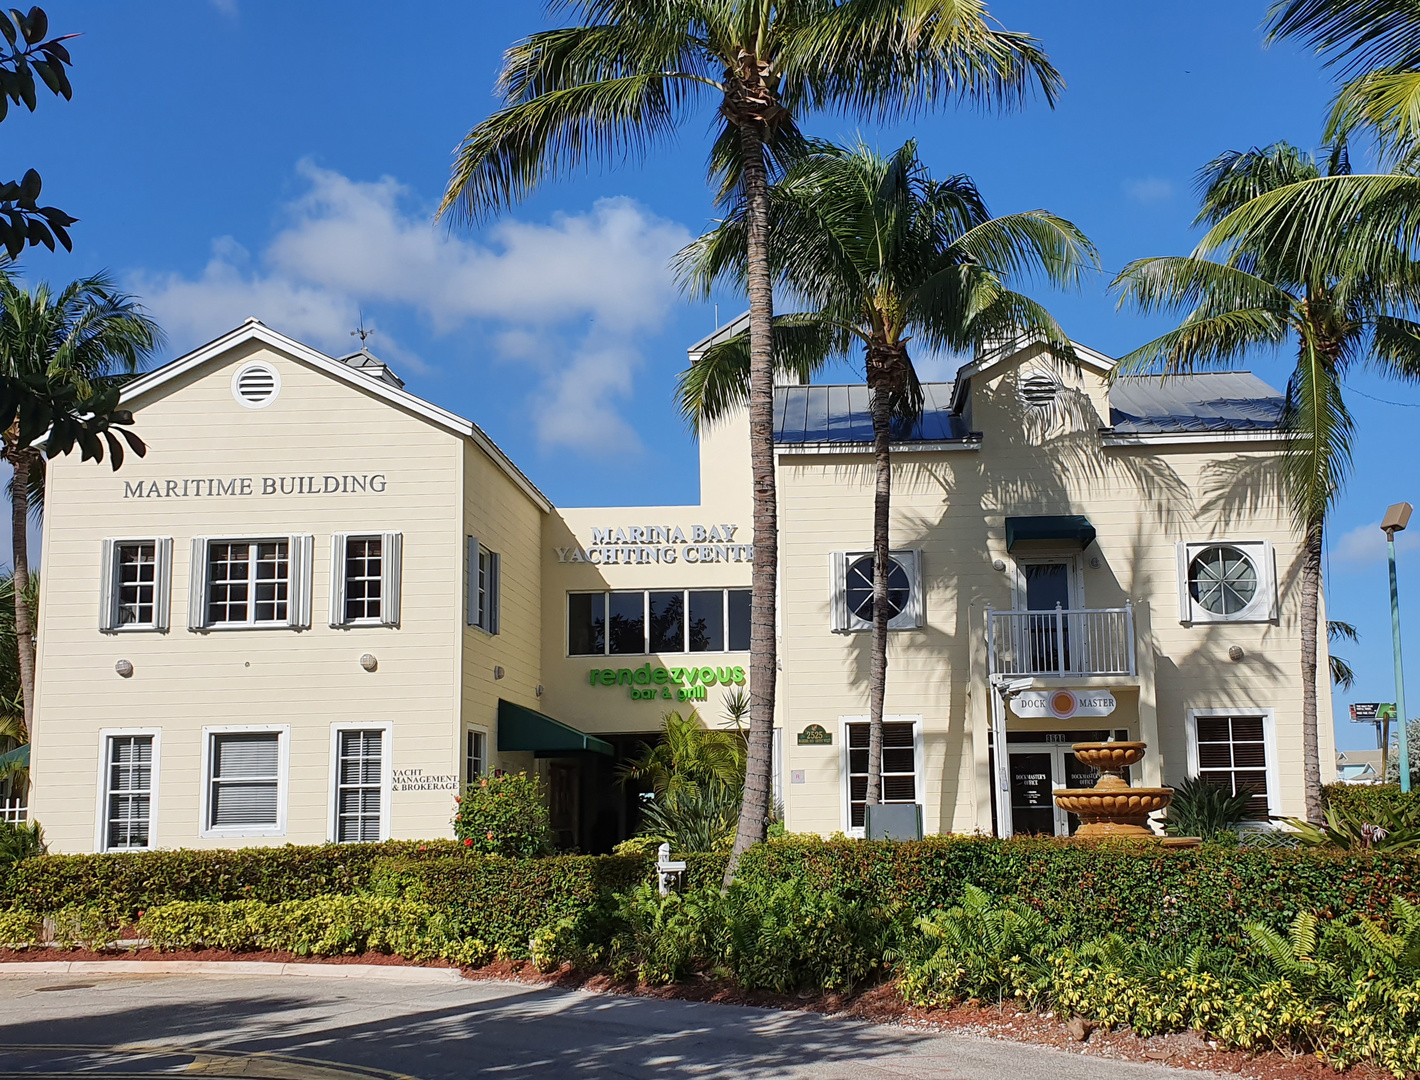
[155,537,173,632]
[98,539,117,631]
[1175,541,1192,625]
[830,551,847,632]
[188,537,209,630]
[1262,539,1278,620]
[329,534,348,627]
[466,537,479,627]
[895,550,924,629]
[381,532,402,627]
[487,550,500,635]
[289,534,314,629]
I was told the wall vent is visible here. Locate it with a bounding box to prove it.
[1019,373,1061,409]
[231,362,281,408]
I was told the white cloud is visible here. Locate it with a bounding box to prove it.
[1332,519,1420,568]
[1123,177,1174,204]
[131,160,692,455]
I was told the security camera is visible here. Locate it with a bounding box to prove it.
[1002,677,1034,695]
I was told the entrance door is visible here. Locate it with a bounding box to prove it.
[1008,752,1056,835]
[1022,562,1074,672]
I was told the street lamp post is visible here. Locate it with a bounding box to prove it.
[1383,502,1414,793]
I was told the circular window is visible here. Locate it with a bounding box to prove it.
[1189,546,1258,615]
[845,554,911,623]
[231,361,281,408]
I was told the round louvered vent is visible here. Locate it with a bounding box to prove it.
[1019,373,1060,408]
[231,361,281,408]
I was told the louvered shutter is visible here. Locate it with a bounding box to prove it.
[830,551,848,632]
[329,534,348,627]
[155,537,174,631]
[486,550,500,635]
[889,550,924,630]
[288,534,314,629]
[381,532,402,627]
[1175,542,1191,625]
[98,539,117,631]
[188,537,209,630]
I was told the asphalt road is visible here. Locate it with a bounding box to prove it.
[0,968,1219,1080]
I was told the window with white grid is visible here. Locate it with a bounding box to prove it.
[335,729,384,843]
[116,543,157,627]
[104,734,153,850]
[845,720,918,831]
[344,537,383,622]
[1193,714,1272,820]
[208,541,288,625]
[465,728,487,785]
[208,732,281,830]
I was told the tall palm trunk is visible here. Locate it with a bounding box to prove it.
[1299,517,1324,821]
[865,360,894,808]
[5,436,36,735]
[724,115,778,885]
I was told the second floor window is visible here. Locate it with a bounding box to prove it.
[568,588,751,655]
[330,532,402,628]
[468,538,500,634]
[209,540,289,625]
[99,538,173,632]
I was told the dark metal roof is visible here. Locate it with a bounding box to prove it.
[774,383,971,445]
[1109,373,1283,434]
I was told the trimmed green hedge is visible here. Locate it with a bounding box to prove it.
[1323,782,1420,820]
[730,836,1419,946]
[0,840,468,918]
[370,853,649,955]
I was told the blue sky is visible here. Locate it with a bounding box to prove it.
[6,1,1418,751]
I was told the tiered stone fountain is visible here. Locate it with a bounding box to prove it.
[1052,741,1173,838]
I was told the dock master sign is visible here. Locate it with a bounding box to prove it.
[1010,688,1117,720]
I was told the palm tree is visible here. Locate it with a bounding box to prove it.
[0,273,160,732]
[0,569,35,803]
[438,1,1063,878]
[677,140,1094,803]
[616,708,746,797]
[1267,1,1420,160]
[1112,142,1420,822]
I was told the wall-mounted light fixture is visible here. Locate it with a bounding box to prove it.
[992,559,1006,572]
[115,659,134,678]
[494,666,506,680]
[1228,645,1244,662]
[360,654,378,672]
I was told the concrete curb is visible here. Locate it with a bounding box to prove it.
[0,960,467,983]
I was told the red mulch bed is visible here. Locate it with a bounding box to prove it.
[0,948,1400,1080]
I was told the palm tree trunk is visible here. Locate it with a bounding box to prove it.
[724,117,777,886]
[7,441,36,736]
[866,374,892,808]
[1299,516,1324,822]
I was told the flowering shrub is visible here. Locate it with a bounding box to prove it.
[451,771,553,857]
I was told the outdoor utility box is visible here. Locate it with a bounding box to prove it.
[864,803,924,841]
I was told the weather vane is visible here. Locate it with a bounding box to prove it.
[351,312,374,344]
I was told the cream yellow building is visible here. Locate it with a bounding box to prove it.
[27,319,1331,852]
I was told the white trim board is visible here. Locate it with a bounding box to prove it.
[108,320,552,513]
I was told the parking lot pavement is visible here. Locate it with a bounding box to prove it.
[0,969,1221,1080]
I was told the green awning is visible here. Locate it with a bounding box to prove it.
[0,743,29,769]
[498,700,614,757]
[1005,515,1097,551]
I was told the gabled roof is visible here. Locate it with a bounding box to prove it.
[774,382,973,447]
[117,319,551,512]
[1108,372,1284,434]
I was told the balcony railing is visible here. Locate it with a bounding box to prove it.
[988,603,1135,678]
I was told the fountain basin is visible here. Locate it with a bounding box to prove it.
[1053,787,1173,837]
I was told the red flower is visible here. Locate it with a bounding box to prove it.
[463,838,474,847]
[417,845,427,851]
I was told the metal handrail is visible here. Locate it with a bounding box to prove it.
[987,602,1135,677]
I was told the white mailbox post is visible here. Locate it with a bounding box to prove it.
[656,842,687,896]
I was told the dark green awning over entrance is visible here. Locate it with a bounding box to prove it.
[1005,515,1097,551]
[498,700,614,757]
[0,743,29,769]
